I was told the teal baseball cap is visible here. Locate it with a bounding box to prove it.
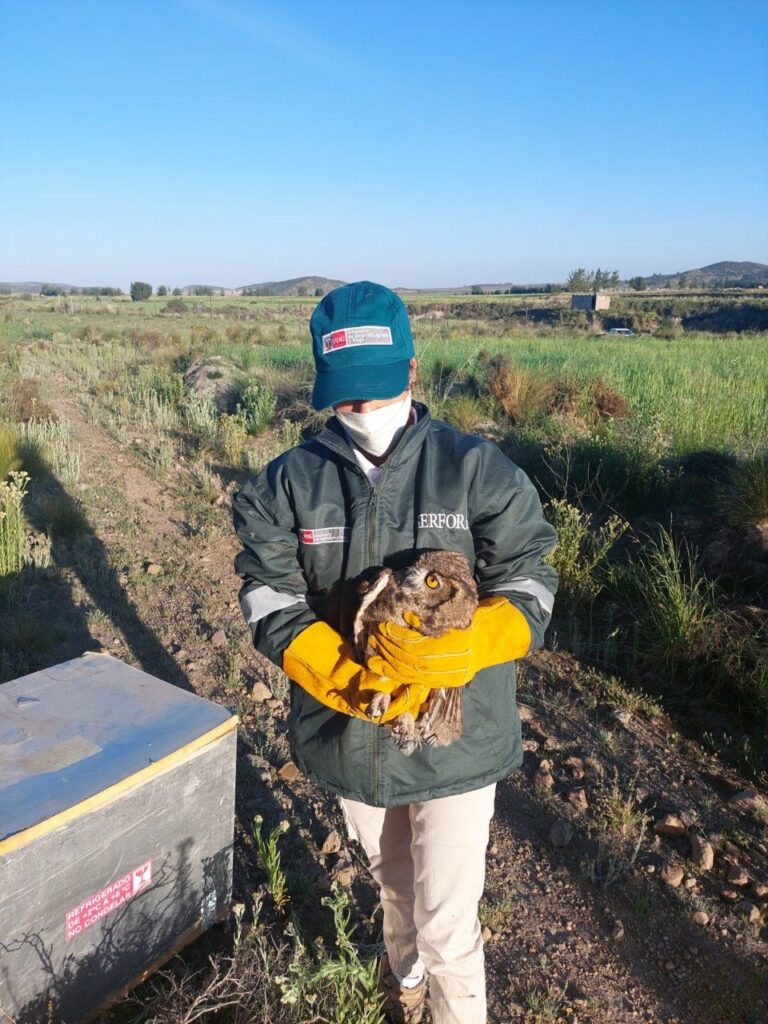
[310,281,415,410]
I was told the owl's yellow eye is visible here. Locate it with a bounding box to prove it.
[425,574,441,589]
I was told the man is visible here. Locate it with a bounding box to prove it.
[233,281,557,1024]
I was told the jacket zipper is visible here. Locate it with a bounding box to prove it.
[319,430,388,805]
[368,476,380,803]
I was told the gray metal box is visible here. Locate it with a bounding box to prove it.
[0,653,238,1023]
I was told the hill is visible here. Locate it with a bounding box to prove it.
[0,281,78,294]
[237,275,345,296]
[642,261,768,289]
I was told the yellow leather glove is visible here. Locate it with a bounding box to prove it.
[282,621,426,723]
[365,596,532,688]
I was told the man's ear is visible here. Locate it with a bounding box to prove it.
[408,357,419,389]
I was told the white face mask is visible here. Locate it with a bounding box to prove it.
[334,394,412,457]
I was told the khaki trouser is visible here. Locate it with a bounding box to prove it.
[341,784,496,1024]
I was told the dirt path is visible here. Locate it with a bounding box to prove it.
[31,366,768,1024]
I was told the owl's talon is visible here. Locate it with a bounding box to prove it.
[366,691,391,721]
[389,712,421,756]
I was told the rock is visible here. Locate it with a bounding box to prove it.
[683,876,697,890]
[145,562,162,575]
[534,768,555,792]
[183,356,240,412]
[518,705,535,722]
[522,738,540,752]
[567,787,589,812]
[751,882,768,898]
[612,709,633,727]
[726,864,750,886]
[689,834,714,871]
[251,681,273,702]
[335,866,355,887]
[661,861,685,888]
[246,753,269,771]
[211,628,227,647]
[563,756,585,780]
[548,820,574,847]
[720,888,740,903]
[612,920,625,941]
[653,814,687,838]
[729,790,768,814]
[321,830,343,855]
[277,761,300,783]
[542,736,561,751]
[692,911,709,926]
[481,926,493,943]
[738,899,762,924]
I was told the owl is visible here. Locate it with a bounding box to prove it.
[353,550,479,756]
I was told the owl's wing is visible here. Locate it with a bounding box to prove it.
[418,687,463,748]
[353,568,394,659]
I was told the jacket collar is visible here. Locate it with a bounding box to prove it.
[315,401,432,470]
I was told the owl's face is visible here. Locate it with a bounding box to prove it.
[398,551,478,634]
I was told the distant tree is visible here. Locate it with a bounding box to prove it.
[470,284,484,295]
[314,287,324,297]
[608,270,620,288]
[565,268,592,292]
[172,287,183,296]
[157,285,168,296]
[194,285,214,296]
[41,283,65,296]
[130,281,152,302]
[297,286,307,296]
[678,274,688,290]
[628,276,646,291]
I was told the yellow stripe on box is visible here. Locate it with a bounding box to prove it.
[0,716,238,857]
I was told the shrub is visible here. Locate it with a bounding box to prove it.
[484,355,551,424]
[19,418,81,485]
[130,281,152,302]
[719,453,768,525]
[236,379,277,436]
[0,379,55,423]
[35,492,90,539]
[655,317,683,339]
[621,528,717,675]
[441,395,488,434]
[0,425,21,479]
[0,471,28,575]
[218,411,249,466]
[545,498,626,606]
[184,393,219,446]
[161,297,187,314]
[135,366,185,407]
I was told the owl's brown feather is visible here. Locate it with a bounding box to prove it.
[353,550,478,755]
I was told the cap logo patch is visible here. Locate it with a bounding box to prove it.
[322,325,393,354]
[299,527,350,545]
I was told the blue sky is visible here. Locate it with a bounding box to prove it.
[2,0,766,288]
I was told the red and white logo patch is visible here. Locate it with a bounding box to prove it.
[65,860,153,941]
[299,527,350,545]
[321,325,393,354]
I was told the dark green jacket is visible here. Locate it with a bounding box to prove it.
[233,403,557,807]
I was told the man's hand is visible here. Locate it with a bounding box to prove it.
[282,620,427,722]
[365,596,532,686]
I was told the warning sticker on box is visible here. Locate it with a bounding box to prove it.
[66,860,152,941]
